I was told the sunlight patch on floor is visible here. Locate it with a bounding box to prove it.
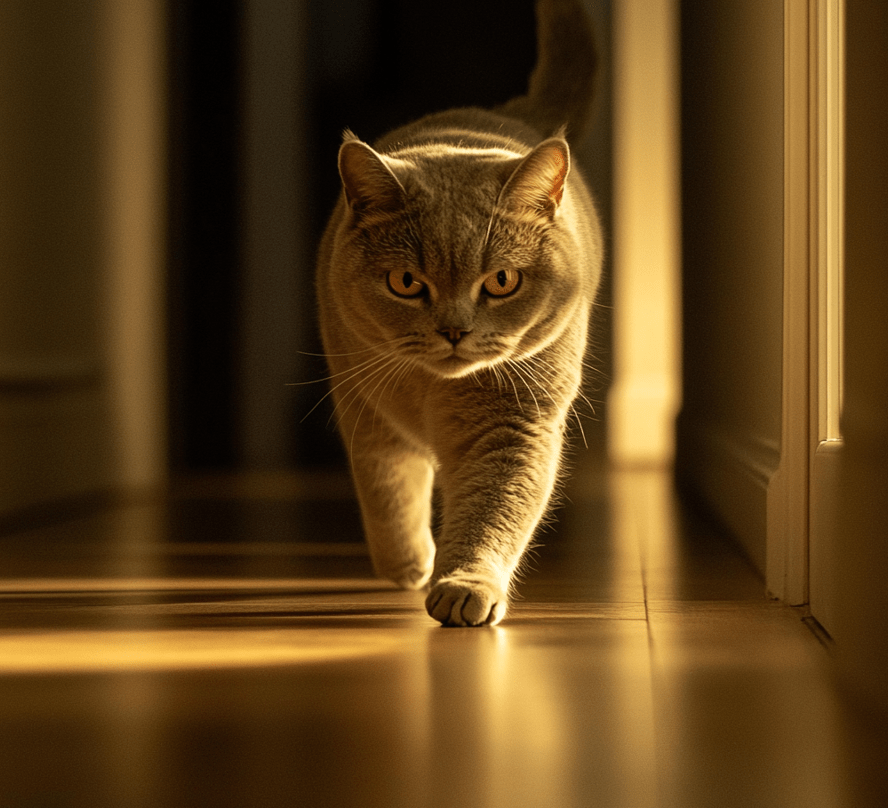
[0,626,415,674]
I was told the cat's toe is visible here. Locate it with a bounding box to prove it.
[425,579,507,627]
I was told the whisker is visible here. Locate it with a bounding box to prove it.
[512,352,594,445]
[580,356,608,379]
[329,353,403,432]
[502,363,524,413]
[570,404,589,449]
[346,355,413,454]
[290,349,400,388]
[295,335,411,360]
[575,389,597,417]
[384,356,417,406]
[369,360,417,444]
[519,355,562,400]
[368,356,413,428]
[300,350,401,423]
[506,360,541,418]
[289,337,415,389]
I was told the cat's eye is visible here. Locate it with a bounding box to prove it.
[386,270,426,298]
[483,268,521,297]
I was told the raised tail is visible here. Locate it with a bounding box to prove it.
[496,0,599,146]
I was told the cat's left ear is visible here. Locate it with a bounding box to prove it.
[500,138,570,220]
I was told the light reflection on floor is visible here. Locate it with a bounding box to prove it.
[0,625,412,674]
[0,469,884,808]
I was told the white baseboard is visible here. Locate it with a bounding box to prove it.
[675,412,780,576]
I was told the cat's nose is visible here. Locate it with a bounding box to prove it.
[438,327,470,346]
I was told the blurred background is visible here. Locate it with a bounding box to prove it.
[165,0,613,474]
[1,0,886,730]
[0,0,612,521]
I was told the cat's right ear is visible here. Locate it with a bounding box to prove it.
[338,140,406,218]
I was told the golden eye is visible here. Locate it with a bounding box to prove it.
[386,270,426,298]
[483,268,521,297]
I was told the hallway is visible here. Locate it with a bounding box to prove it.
[1,466,884,807]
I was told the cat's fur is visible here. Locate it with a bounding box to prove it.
[316,0,602,626]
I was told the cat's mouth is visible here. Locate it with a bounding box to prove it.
[431,353,477,378]
[427,346,506,379]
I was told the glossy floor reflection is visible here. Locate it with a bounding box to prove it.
[0,468,885,807]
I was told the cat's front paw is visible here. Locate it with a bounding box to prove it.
[425,578,507,627]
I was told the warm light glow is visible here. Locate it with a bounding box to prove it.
[608,0,681,467]
[102,0,167,490]
[0,629,404,674]
[610,468,679,602]
[0,577,388,594]
[0,577,419,674]
[817,0,845,443]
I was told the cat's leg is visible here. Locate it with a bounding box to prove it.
[425,420,564,627]
[346,426,437,590]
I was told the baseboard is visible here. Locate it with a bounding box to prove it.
[0,386,117,521]
[675,412,780,576]
[0,356,103,391]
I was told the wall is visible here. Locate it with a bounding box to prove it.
[0,0,166,523]
[678,0,888,711]
[676,1,786,574]
[834,0,888,717]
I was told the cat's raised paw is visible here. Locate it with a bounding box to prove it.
[389,563,433,591]
[425,579,507,627]
[372,546,434,591]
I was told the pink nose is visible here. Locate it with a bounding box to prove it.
[438,327,470,346]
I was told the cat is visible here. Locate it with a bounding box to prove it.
[315,0,603,626]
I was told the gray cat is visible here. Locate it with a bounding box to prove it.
[316,0,603,626]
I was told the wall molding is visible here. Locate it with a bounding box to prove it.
[675,412,780,575]
[0,356,103,392]
[773,0,815,606]
[0,387,117,518]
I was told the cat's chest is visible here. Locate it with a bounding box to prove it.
[335,361,471,451]
[364,368,450,447]
[348,358,562,456]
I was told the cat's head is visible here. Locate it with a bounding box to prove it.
[327,133,586,379]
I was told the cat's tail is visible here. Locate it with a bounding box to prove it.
[495,0,599,145]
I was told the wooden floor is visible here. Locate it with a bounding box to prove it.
[1,466,886,807]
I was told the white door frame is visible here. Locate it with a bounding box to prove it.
[808,0,845,633]
[770,0,844,608]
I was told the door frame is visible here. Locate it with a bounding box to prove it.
[807,0,845,634]
[770,0,844,610]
